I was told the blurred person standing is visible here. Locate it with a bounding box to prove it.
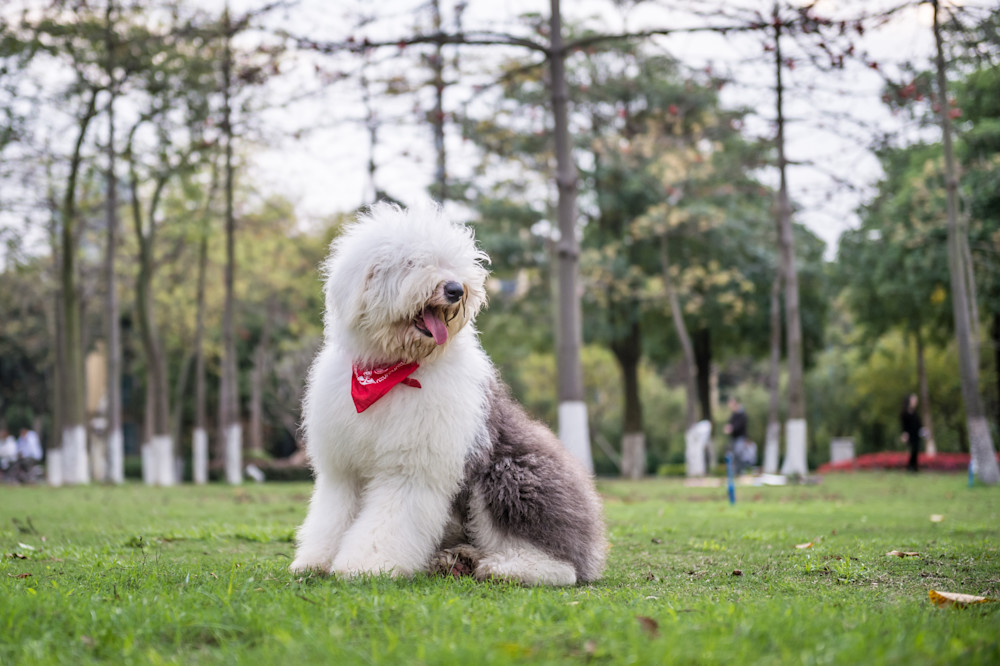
[900,393,922,472]
[724,396,754,474]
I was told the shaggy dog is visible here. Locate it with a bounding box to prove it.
[290,203,606,586]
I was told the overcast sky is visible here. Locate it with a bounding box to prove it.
[1,0,989,261]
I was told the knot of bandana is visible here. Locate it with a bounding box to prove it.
[351,361,421,413]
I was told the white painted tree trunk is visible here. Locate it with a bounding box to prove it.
[107,428,124,484]
[154,435,174,486]
[192,427,208,485]
[780,418,808,477]
[558,401,592,474]
[224,423,243,485]
[91,434,107,483]
[685,420,712,477]
[141,443,155,485]
[620,432,645,480]
[62,425,89,484]
[969,416,1000,484]
[763,421,781,474]
[46,448,63,487]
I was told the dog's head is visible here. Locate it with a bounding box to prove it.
[322,202,489,363]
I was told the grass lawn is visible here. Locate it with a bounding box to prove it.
[1,473,997,665]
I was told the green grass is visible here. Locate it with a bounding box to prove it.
[1,474,997,664]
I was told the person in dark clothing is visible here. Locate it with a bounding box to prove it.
[724,397,753,473]
[900,393,922,472]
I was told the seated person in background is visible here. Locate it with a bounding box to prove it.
[0,427,17,476]
[16,427,43,482]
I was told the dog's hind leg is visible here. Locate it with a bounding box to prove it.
[474,541,577,586]
[464,491,576,586]
[290,472,361,573]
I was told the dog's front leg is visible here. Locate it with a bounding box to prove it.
[332,475,452,577]
[290,472,361,573]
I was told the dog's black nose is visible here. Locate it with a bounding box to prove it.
[443,281,464,303]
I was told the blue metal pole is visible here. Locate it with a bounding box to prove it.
[726,452,735,505]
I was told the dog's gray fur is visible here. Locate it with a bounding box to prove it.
[442,379,607,583]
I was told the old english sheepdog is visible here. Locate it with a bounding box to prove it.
[290,203,607,586]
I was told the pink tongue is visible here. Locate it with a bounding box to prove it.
[422,308,449,345]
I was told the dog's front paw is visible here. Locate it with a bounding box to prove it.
[428,544,483,578]
[331,553,409,578]
[289,556,331,574]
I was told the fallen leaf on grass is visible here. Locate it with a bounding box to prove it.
[795,542,813,549]
[17,542,36,551]
[929,590,996,609]
[7,553,27,559]
[651,538,663,545]
[732,569,743,576]
[929,514,944,523]
[886,551,920,558]
[10,573,31,579]
[636,616,660,638]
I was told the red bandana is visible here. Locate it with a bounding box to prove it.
[351,361,422,413]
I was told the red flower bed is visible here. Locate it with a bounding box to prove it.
[817,451,997,473]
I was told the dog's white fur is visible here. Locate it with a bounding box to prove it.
[291,203,604,585]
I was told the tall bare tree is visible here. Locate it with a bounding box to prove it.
[772,3,808,476]
[932,0,999,485]
[60,87,99,485]
[548,0,592,472]
[219,4,242,484]
[103,0,124,484]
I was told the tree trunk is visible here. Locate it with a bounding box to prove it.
[60,88,99,485]
[774,5,807,476]
[915,328,936,456]
[612,318,644,479]
[248,331,272,458]
[661,234,712,476]
[430,0,447,203]
[192,166,215,485]
[130,162,173,486]
[993,313,1000,439]
[548,0,592,473]
[693,328,712,423]
[47,242,65,487]
[659,234,698,429]
[171,351,194,480]
[763,269,782,473]
[104,0,124,484]
[220,8,243,484]
[141,383,155,485]
[933,0,999,484]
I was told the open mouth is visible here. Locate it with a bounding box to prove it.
[414,306,450,345]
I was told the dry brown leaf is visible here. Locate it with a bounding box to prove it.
[795,542,813,549]
[636,615,660,638]
[11,572,31,579]
[929,514,944,523]
[929,590,995,608]
[732,569,743,576]
[886,551,920,558]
